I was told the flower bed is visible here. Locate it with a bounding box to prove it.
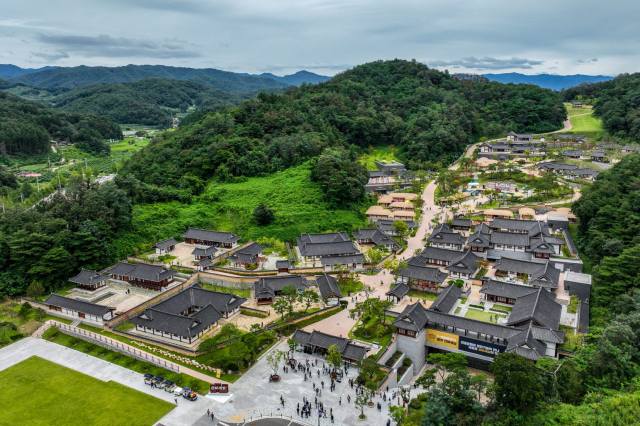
[384,351,403,367]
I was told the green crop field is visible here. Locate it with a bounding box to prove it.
[569,113,604,133]
[109,138,151,152]
[0,356,173,426]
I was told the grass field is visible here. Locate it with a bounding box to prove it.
[569,113,604,133]
[0,356,173,426]
[407,289,440,301]
[566,108,593,117]
[464,309,505,323]
[560,159,605,171]
[359,146,402,171]
[109,164,368,259]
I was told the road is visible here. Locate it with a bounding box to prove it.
[546,112,594,134]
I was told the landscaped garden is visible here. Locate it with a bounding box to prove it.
[407,289,440,301]
[0,300,72,348]
[464,309,506,323]
[0,356,174,426]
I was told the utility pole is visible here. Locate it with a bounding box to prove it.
[36,176,39,191]
[84,158,88,170]
[57,174,61,189]
[47,156,51,168]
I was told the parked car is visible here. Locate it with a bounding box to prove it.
[143,374,155,385]
[173,387,184,397]
[163,381,176,392]
[153,376,165,386]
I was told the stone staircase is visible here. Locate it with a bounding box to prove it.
[70,319,82,327]
[32,322,52,339]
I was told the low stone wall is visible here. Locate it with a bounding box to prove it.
[397,363,414,386]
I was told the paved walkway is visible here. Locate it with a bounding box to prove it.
[0,338,212,426]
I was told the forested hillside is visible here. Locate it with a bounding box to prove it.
[10,64,290,92]
[122,59,565,195]
[0,91,122,157]
[52,78,285,127]
[572,154,640,308]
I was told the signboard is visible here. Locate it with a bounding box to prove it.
[459,336,504,358]
[209,383,229,394]
[216,369,221,378]
[426,329,459,350]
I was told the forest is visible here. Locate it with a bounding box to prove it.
[0,90,121,157]
[561,73,640,141]
[121,59,565,200]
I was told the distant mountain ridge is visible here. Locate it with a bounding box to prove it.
[482,73,614,91]
[0,64,57,79]
[9,64,291,92]
[236,70,331,85]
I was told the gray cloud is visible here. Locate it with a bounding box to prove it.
[427,57,544,70]
[31,51,69,62]
[36,34,202,59]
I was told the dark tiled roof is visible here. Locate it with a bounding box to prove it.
[195,258,213,267]
[154,238,178,250]
[238,242,266,255]
[562,150,584,156]
[275,260,291,269]
[121,262,176,283]
[480,280,538,299]
[292,329,367,360]
[452,218,472,227]
[180,227,241,244]
[493,257,547,275]
[342,343,368,360]
[316,274,343,299]
[507,287,561,329]
[44,294,115,317]
[191,246,218,257]
[107,261,137,276]
[490,219,550,236]
[299,232,350,244]
[69,269,109,286]
[391,302,430,332]
[529,262,561,289]
[352,228,400,248]
[377,219,418,232]
[228,252,258,264]
[297,239,360,257]
[570,168,599,177]
[529,236,561,254]
[466,231,491,248]
[589,151,607,158]
[130,307,220,338]
[421,246,468,262]
[320,254,365,266]
[429,285,461,313]
[444,250,481,274]
[428,230,467,245]
[386,282,410,298]
[577,301,589,334]
[505,323,548,361]
[490,231,530,246]
[254,275,309,298]
[398,262,448,283]
[152,284,247,315]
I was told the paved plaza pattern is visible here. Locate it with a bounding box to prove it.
[206,341,425,426]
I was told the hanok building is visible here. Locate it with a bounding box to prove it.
[571,101,583,108]
[292,329,368,361]
[489,218,550,237]
[390,298,565,371]
[480,279,540,305]
[396,257,449,291]
[194,257,214,271]
[192,246,218,260]
[386,282,410,303]
[451,218,472,232]
[427,224,467,251]
[376,219,418,237]
[69,269,109,292]
[129,284,247,344]
[227,242,266,268]
[180,227,241,249]
[466,224,492,254]
[506,131,534,142]
[316,274,343,305]
[589,151,609,162]
[254,275,309,304]
[276,260,292,273]
[568,168,600,181]
[107,261,177,290]
[44,294,116,324]
[505,287,562,329]
[296,232,364,271]
[153,238,178,255]
[429,285,462,314]
[444,250,481,279]
[536,162,579,175]
[621,145,640,154]
[492,258,561,289]
[562,150,584,159]
[352,228,401,252]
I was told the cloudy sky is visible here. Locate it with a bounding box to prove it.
[1,0,638,76]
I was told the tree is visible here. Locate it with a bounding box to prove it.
[393,220,409,241]
[266,349,285,377]
[0,321,18,344]
[421,389,456,426]
[489,352,545,413]
[428,352,468,382]
[253,203,275,225]
[364,249,384,274]
[17,302,31,322]
[26,281,45,299]
[34,307,46,322]
[272,298,289,321]
[471,373,490,403]
[299,290,320,313]
[326,344,342,374]
[286,337,298,358]
[279,285,299,318]
[198,338,219,360]
[415,369,437,390]
[354,386,372,419]
[389,405,407,425]
[217,323,241,343]
[228,340,251,368]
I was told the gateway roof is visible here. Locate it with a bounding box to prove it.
[180,227,241,244]
[44,294,115,317]
[69,269,109,287]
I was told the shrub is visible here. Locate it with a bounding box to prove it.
[469,304,484,310]
[385,351,403,367]
[403,358,412,367]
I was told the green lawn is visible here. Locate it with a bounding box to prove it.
[407,289,440,301]
[566,108,593,117]
[464,309,505,323]
[109,138,151,152]
[202,283,251,298]
[569,114,604,133]
[0,356,174,426]
[359,146,402,171]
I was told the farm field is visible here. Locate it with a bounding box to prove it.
[0,356,173,426]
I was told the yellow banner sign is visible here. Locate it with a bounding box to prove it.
[426,329,459,350]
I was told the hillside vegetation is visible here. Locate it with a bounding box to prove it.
[122,59,566,193]
[10,64,290,92]
[0,90,121,157]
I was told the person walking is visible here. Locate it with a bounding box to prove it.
[347,395,351,403]
[339,397,342,405]
[211,413,215,422]
[174,396,178,404]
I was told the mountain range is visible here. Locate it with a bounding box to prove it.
[0,64,57,78]
[482,73,614,91]
[236,70,331,85]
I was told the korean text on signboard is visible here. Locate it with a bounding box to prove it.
[426,329,459,350]
[459,336,504,358]
[210,383,229,393]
